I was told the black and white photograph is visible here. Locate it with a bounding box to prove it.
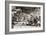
[9,4,43,32]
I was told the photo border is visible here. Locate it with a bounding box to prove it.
[5,1,45,34]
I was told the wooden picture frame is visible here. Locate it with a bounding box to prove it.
[5,1,45,34]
